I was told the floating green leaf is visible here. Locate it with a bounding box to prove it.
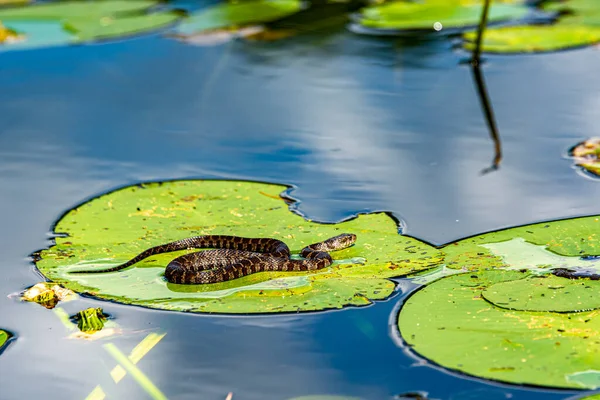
[543,0,600,18]
[73,307,108,333]
[34,180,443,314]
[399,215,600,389]
[0,330,8,349]
[64,11,180,42]
[174,0,302,36]
[0,0,157,20]
[462,0,600,53]
[0,0,181,45]
[463,25,600,53]
[357,2,527,31]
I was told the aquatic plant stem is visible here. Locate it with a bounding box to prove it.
[472,0,491,66]
[472,64,502,173]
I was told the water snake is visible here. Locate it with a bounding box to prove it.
[70,233,357,284]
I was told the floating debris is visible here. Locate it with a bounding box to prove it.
[72,307,108,333]
[21,282,76,309]
[570,137,600,177]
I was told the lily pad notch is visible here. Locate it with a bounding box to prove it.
[32,179,444,315]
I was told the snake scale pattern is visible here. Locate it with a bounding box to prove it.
[70,233,357,284]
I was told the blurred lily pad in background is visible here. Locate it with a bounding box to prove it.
[173,0,302,36]
[0,0,182,50]
[463,0,600,53]
[356,0,528,33]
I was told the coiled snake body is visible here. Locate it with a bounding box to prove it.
[71,233,357,284]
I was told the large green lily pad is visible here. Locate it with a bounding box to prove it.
[399,215,600,389]
[462,0,600,53]
[34,180,443,314]
[357,1,527,31]
[463,25,600,53]
[0,0,181,46]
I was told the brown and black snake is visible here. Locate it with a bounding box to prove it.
[70,233,357,284]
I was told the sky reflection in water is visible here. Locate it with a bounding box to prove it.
[0,13,598,400]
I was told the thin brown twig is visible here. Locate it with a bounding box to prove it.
[471,0,491,66]
[472,64,502,174]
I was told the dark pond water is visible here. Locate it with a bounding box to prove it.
[1,2,600,399]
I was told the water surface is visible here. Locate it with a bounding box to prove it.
[0,5,599,399]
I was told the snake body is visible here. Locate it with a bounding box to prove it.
[70,233,357,284]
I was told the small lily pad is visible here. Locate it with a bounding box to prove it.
[482,275,600,312]
[34,180,443,314]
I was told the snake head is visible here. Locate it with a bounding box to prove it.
[331,233,357,249]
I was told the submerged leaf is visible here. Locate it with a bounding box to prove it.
[34,180,443,314]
